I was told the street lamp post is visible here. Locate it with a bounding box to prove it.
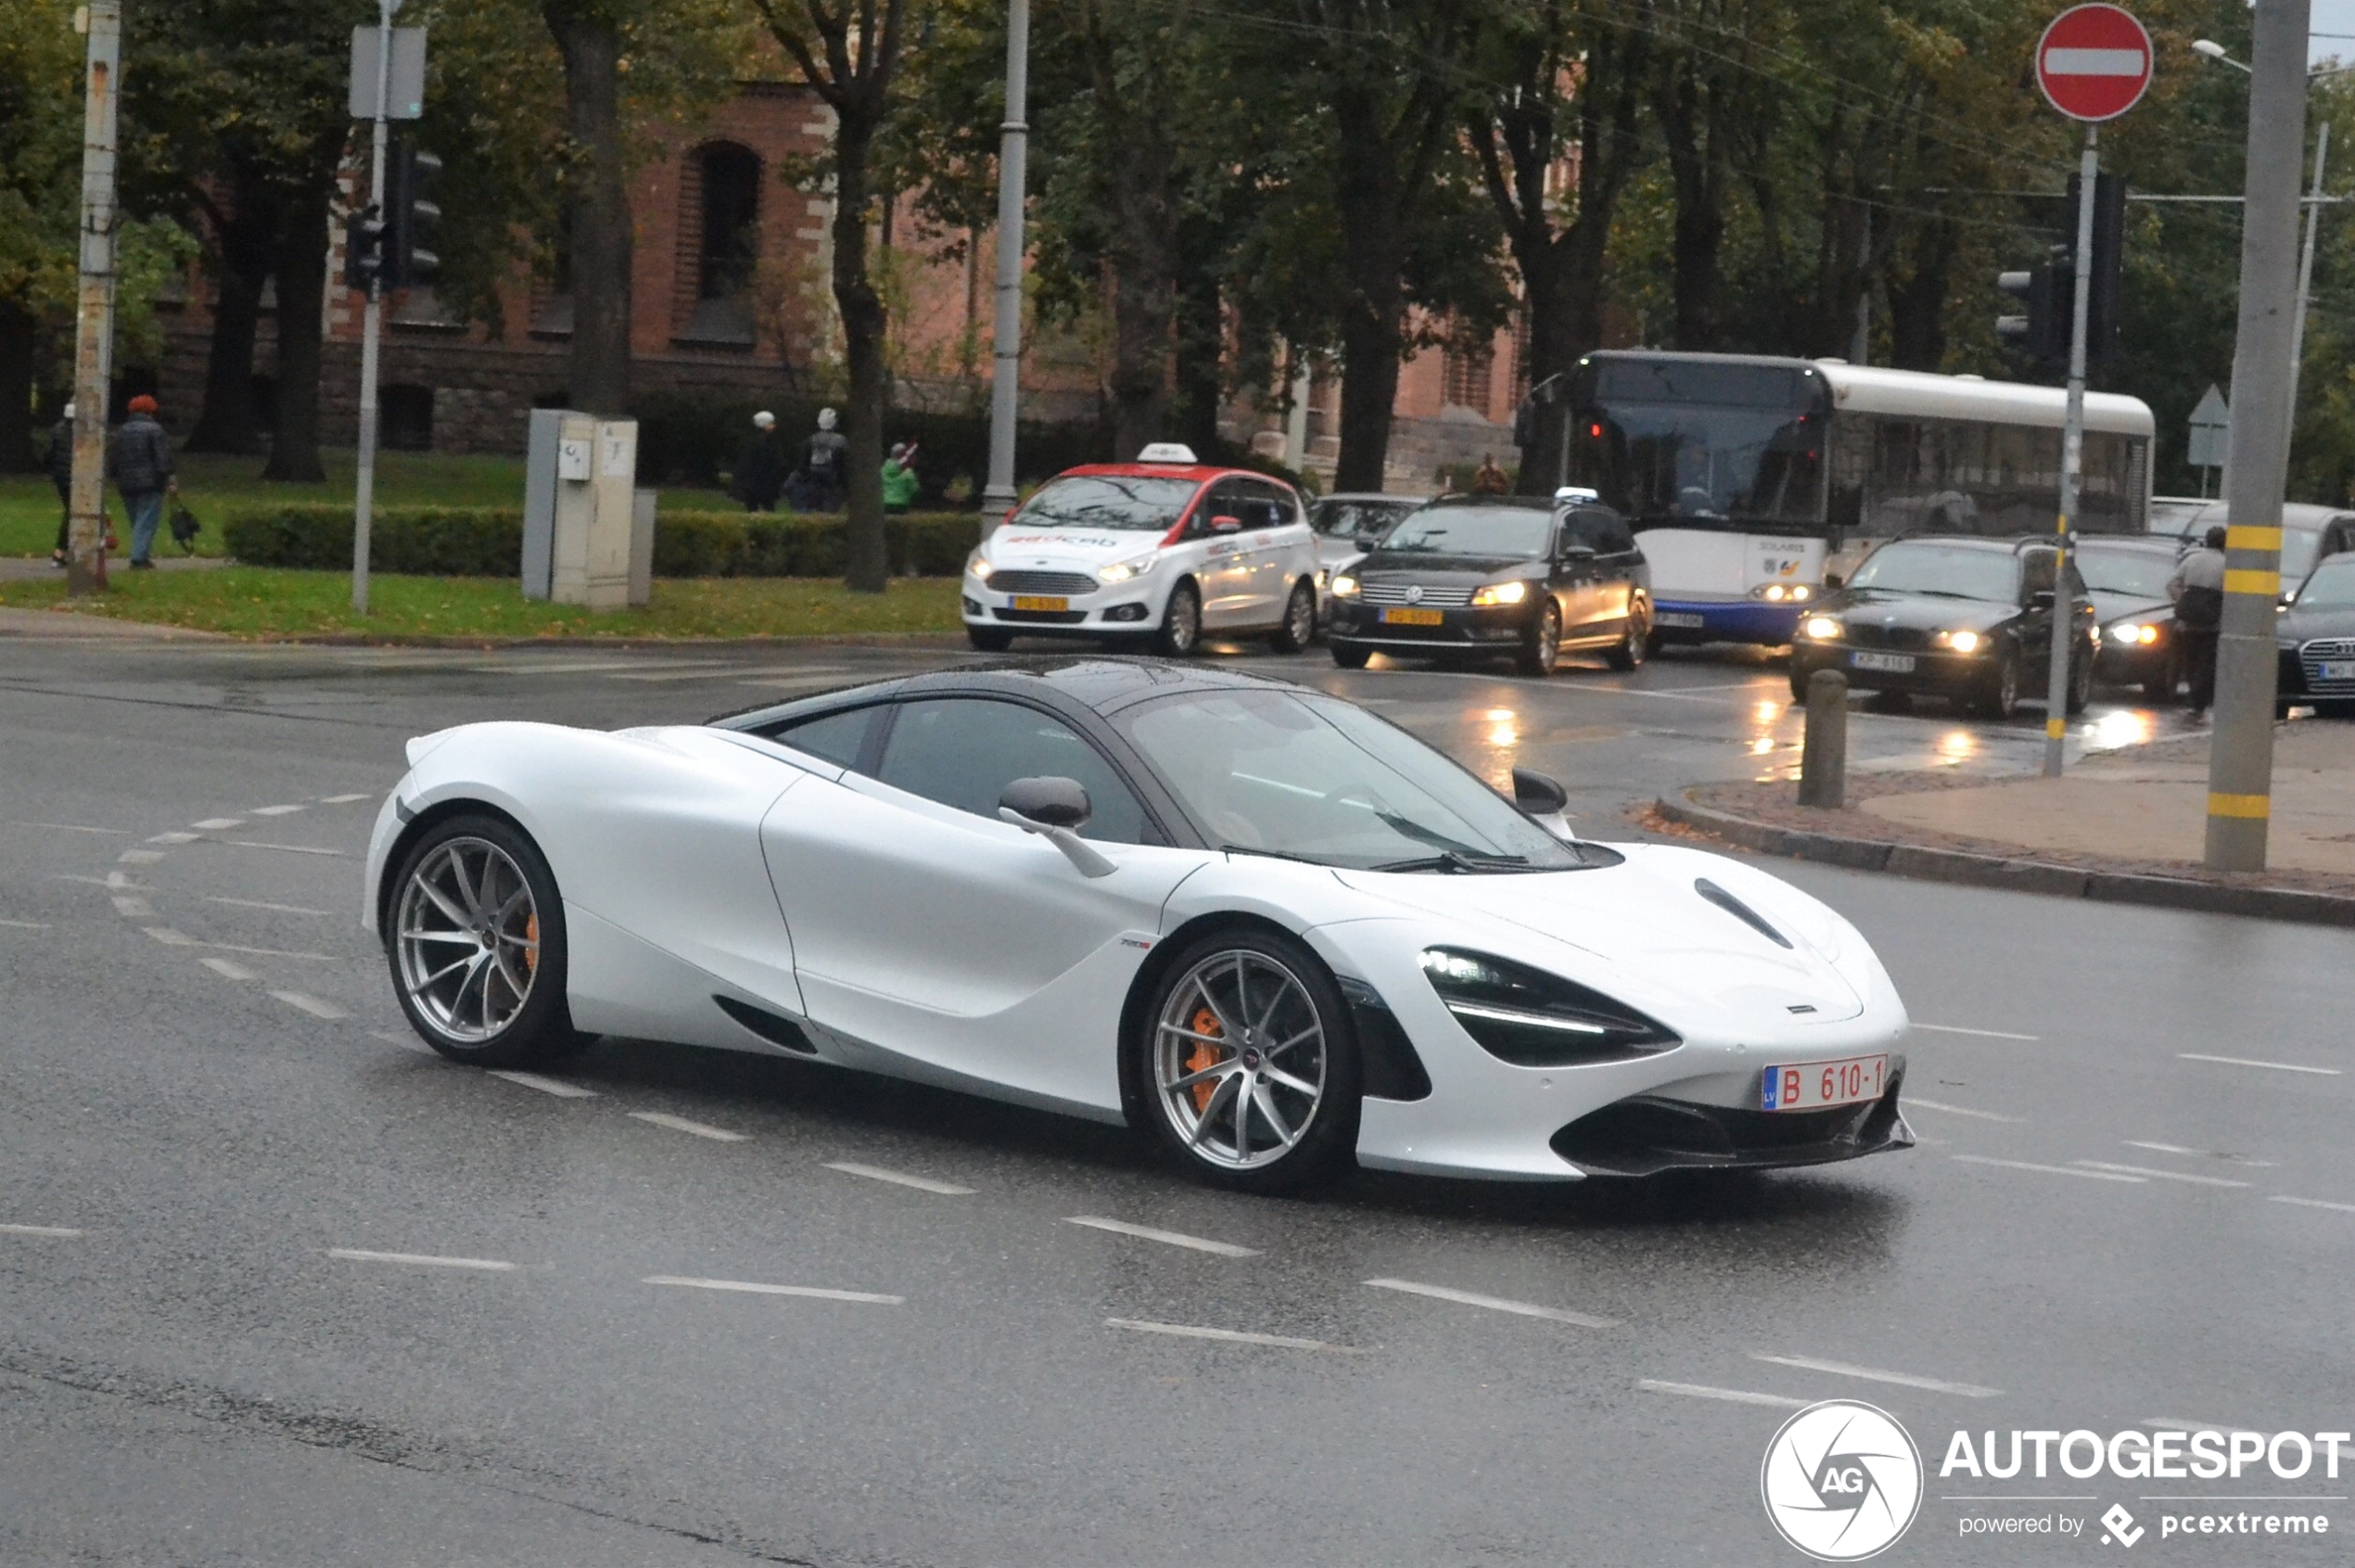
[980,0,1030,520]
[66,0,122,599]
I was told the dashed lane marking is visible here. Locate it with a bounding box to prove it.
[487,1070,599,1099]
[317,794,374,805]
[0,1223,83,1238]
[204,896,331,916]
[1954,1154,2146,1183]
[1914,1023,2042,1041]
[221,841,349,858]
[117,849,164,864]
[1904,1097,2024,1124]
[327,1248,516,1272]
[371,1029,440,1057]
[1364,1277,1617,1328]
[1637,1379,1809,1409]
[1065,1217,1259,1257]
[110,896,153,917]
[142,926,196,947]
[0,918,49,931]
[2270,1195,2355,1215]
[643,1276,902,1305]
[2179,1052,2340,1077]
[628,1110,747,1142]
[1104,1319,1365,1354]
[270,990,350,1020]
[2123,1141,2275,1166]
[9,821,127,835]
[146,831,200,845]
[2143,1418,2267,1437]
[200,957,259,981]
[201,942,337,961]
[2073,1161,2250,1188]
[823,1161,975,1195]
[189,818,244,830]
[248,804,308,817]
[1751,1353,2001,1397]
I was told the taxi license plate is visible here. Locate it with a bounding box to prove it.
[1851,650,1915,673]
[1381,606,1445,626]
[1011,595,1068,612]
[2320,659,2355,681]
[1763,1054,1888,1112]
[1655,612,1706,629]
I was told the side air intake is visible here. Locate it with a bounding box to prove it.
[713,995,818,1054]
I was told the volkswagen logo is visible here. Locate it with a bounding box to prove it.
[1405,584,1424,605]
[1760,1400,1922,1561]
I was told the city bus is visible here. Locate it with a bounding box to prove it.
[1553,351,2156,647]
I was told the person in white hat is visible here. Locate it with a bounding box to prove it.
[800,406,848,512]
[732,410,786,512]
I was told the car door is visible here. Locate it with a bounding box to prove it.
[1554,509,1617,638]
[1191,479,1258,629]
[1581,508,1643,636]
[1243,478,1314,621]
[758,695,1203,1116]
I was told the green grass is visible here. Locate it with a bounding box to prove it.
[0,567,964,641]
[0,448,731,559]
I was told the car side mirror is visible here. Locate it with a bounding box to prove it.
[1559,542,1598,565]
[1511,767,1568,814]
[1210,514,1242,533]
[998,776,1115,878]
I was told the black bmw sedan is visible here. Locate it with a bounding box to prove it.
[2276,551,2355,716]
[1789,536,2097,719]
[1326,495,1651,676]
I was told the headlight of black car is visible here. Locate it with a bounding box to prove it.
[1419,948,1679,1065]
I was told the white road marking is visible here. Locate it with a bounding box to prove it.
[270,990,349,1020]
[103,871,138,888]
[1954,1154,2145,1182]
[1104,1319,1365,1354]
[142,926,197,946]
[0,917,49,931]
[204,896,330,916]
[222,840,348,858]
[203,942,337,961]
[1904,1097,2024,1123]
[189,817,245,830]
[11,821,126,835]
[602,662,739,682]
[200,957,259,981]
[0,1223,83,1238]
[628,1110,747,1142]
[248,804,307,817]
[2144,1418,2267,1437]
[146,831,200,845]
[2270,1194,2355,1215]
[1065,1216,1260,1257]
[1637,1379,1810,1409]
[1914,1023,2042,1040]
[1751,1353,2000,1397]
[371,1028,440,1056]
[823,1161,975,1195]
[2123,1140,2276,1166]
[2073,1161,2250,1188]
[643,1276,902,1304]
[53,873,138,888]
[117,848,164,864]
[1363,1277,1617,1328]
[2179,1052,2339,1077]
[317,794,374,804]
[327,1248,516,1272]
[487,1070,599,1099]
[110,896,153,917]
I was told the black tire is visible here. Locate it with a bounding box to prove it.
[1330,642,1372,669]
[1134,925,1360,1193]
[1976,645,2021,720]
[387,812,589,1068]
[966,624,1014,653]
[1268,579,1317,654]
[1515,601,1562,677]
[1789,668,1812,703]
[2065,640,2094,715]
[1605,600,1648,672]
[1153,579,1203,657]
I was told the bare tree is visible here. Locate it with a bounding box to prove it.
[541,0,633,414]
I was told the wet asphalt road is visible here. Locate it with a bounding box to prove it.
[2,631,2349,1566]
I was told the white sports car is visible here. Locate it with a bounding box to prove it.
[363,659,1913,1192]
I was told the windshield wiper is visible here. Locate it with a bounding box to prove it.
[1219,845,1331,867]
[1368,850,1537,874]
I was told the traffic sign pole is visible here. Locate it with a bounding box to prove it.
[2045,123,2100,777]
[350,0,401,616]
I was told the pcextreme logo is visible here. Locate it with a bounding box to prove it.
[1762,1400,1925,1561]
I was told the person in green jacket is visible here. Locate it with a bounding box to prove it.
[881,441,920,513]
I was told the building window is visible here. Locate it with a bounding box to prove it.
[1443,340,1494,414]
[678,142,760,347]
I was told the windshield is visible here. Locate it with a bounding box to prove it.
[2296,557,2355,609]
[1569,360,1826,530]
[1848,542,2019,602]
[1380,505,1553,559]
[2075,546,2175,598]
[1309,498,1419,539]
[1009,474,1200,532]
[1112,689,1585,871]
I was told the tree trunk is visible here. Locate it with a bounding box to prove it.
[1659,65,1727,351]
[833,114,889,593]
[0,296,36,473]
[1886,217,1956,370]
[1168,249,1225,455]
[261,183,331,482]
[544,5,632,415]
[1330,88,1406,493]
[186,198,275,453]
[1334,287,1403,493]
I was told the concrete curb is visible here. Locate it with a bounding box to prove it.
[1653,793,2355,930]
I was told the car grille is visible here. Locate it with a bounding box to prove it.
[1843,623,1933,651]
[985,569,1099,596]
[2299,637,2355,695]
[992,607,1088,624]
[1357,581,1473,606]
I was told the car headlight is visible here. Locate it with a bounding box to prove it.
[2105,621,2159,645]
[966,554,995,582]
[1330,573,1360,597]
[1934,629,1984,654]
[1801,615,1843,641]
[1419,948,1679,1066]
[1470,580,1529,607]
[1752,582,1813,602]
[1096,553,1158,585]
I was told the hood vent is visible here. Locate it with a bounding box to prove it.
[1693,878,1792,950]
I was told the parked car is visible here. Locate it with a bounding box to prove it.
[961,443,1319,657]
[2075,535,2183,702]
[1326,495,1652,676]
[1306,491,1430,619]
[2149,497,2355,584]
[1789,536,2096,718]
[2275,551,2355,716]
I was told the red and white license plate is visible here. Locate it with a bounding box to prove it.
[1762,1054,1887,1112]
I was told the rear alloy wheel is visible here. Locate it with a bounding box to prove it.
[2065,640,2094,714]
[966,624,1013,652]
[1268,580,1317,653]
[389,814,586,1067]
[1515,600,1562,677]
[1153,580,1203,657]
[1139,929,1359,1192]
[1606,601,1649,671]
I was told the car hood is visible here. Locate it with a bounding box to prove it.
[1830,589,2016,633]
[2280,604,2355,643]
[983,528,1165,567]
[1356,552,1543,581]
[1330,844,1867,1023]
[2090,590,2172,626]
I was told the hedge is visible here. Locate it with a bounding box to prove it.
[222,504,982,579]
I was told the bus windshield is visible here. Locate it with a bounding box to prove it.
[1570,359,1826,532]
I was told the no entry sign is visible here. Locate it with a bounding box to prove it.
[2036,5,2155,121]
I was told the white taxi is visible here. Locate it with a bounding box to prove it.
[962,444,1321,656]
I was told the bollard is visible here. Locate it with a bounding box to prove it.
[1798,669,1848,809]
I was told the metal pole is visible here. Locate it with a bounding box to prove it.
[2043,125,2098,778]
[1849,204,1870,364]
[2207,0,2310,872]
[351,0,400,615]
[66,0,122,599]
[2289,119,2329,428]
[979,0,1029,519]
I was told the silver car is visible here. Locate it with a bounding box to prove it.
[1306,492,1429,620]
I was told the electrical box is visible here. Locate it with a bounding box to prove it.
[523,408,637,608]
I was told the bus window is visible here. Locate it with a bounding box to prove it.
[1572,362,1827,529]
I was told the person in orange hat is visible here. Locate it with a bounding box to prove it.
[108,394,177,567]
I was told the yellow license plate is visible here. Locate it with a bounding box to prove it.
[1012,595,1068,612]
[1381,606,1444,626]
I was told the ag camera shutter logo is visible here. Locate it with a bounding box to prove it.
[1762,1400,1924,1560]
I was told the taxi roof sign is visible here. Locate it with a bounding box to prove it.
[1135,442,1199,465]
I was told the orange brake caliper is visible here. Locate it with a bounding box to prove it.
[1185,1006,1224,1113]
[522,913,539,974]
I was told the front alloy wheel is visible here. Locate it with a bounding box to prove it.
[1269,579,1317,653]
[389,814,584,1066]
[1516,601,1561,677]
[1154,580,1203,657]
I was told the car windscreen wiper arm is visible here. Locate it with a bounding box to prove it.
[1368,850,1537,874]
[1218,845,1331,867]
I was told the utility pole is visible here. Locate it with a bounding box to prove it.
[2289,120,2329,428]
[66,0,122,599]
[2044,125,2098,778]
[350,0,401,615]
[980,0,1030,519]
[2206,0,2310,872]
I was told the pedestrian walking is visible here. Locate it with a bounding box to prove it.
[799,406,848,513]
[1470,453,1509,495]
[108,394,176,569]
[882,441,920,514]
[2168,524,2228,715]
[732,411,786,513]
[46,402,75,567]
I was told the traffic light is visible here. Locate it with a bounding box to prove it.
[1996,173,2126,374]
[384,135,441,289]
[344,205,386,292]
[2069,170,2127,363]
[1995,261,2067,365]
